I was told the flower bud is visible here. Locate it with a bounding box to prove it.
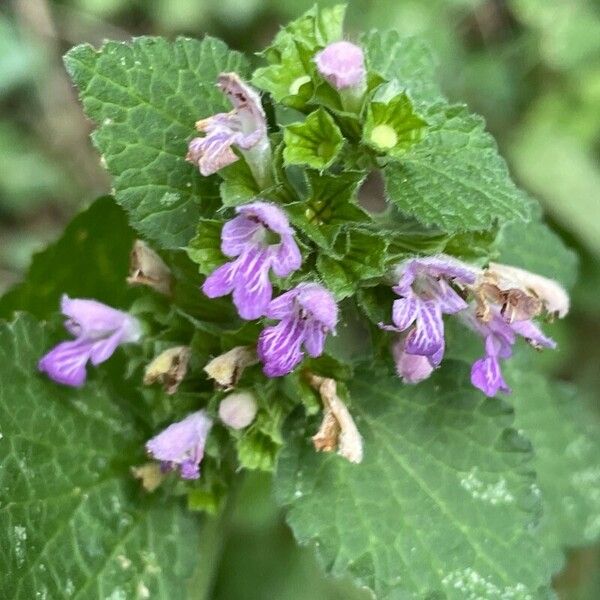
[127,240,172,295]
[314,41,366,90]
[219,391,258,430]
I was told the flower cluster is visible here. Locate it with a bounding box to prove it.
[380,254,566,397]
[36,41,571,483]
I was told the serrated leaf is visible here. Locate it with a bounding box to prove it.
[493,220,579,290]
[276,365,552,599]
[283,108,344,170]
[317,229,387,299]
[507,366,600,552]
[384,103,533,232]
[362,30,442,105]
[0,315,201,598]
[64,36,248,248]
[185,219,225,276]
[0,196,136,320]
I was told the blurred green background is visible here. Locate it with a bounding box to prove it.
[0,0,598,597]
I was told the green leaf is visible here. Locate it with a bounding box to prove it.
[219,160,261,208]
[317,229,388,299]
[384,104,533,232]
[362,30,443,105]
[252,4,346,109]
[64,36,248,248]
[0,196,136,320]
[0,315,201,598]
[185,219,225,276]
[283,108,344,170]
[493,220,579,290]
[285,171,368,255]
[363,90,427,158]
[276,365,552,599]
[506,366,600,552]
[235,386,290,472]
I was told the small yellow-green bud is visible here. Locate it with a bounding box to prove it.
[370,124,398,150]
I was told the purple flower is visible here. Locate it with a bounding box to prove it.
[202,201,301,320]
[392,335,443,384]
[314,41,366,90]
[468,309,556,397]
[146,410,213,480]
[382,255,477,360]
[38,295,141,388]
[257,283,338,377]
[186,73,271,186]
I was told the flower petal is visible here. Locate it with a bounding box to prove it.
[511,319,556,350]
[405,301,444,356]
[237,202,293,237]
[89,330,125,366]
[38,338,93,387]
[393,340,435,384]
[271,235,302,278]
[303,321,326,357]
[61,295,131,339]
[221,214,262,257]
[202,261,237,299]
[232,248,272,320]
[265,288,300,320]
[471,356,510,397]
[258,318,305,377]
[392,296,419,331]
[146,411,213,480]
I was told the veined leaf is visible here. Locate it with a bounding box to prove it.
[64,36,248,248]
[0,315,202,599]
[276,365,552,599]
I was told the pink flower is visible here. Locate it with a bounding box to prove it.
[314,41,366,90]
[146,410,213,480]
[202,202,301,320]
[258,283,338,377]
[38,295,141,387]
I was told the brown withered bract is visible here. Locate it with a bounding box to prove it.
[143,346,190,395]
[127,240,172,296]
[307,372,363,464]
[204,346,258,390]
[474,270,543,323]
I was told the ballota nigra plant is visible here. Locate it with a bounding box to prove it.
[1,4,599,599]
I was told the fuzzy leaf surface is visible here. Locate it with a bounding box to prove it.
[0,315,201,599]
[276,365,551,599]
[384,104,533,232]
[64,37,248,248]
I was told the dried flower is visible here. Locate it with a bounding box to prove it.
[186,73,271,186]
[127,240,172,295]
[143,346,190,395]
[202,201,301,320]
[307,372,363,464]
[38,295,141,387]
[204,346,258,390]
